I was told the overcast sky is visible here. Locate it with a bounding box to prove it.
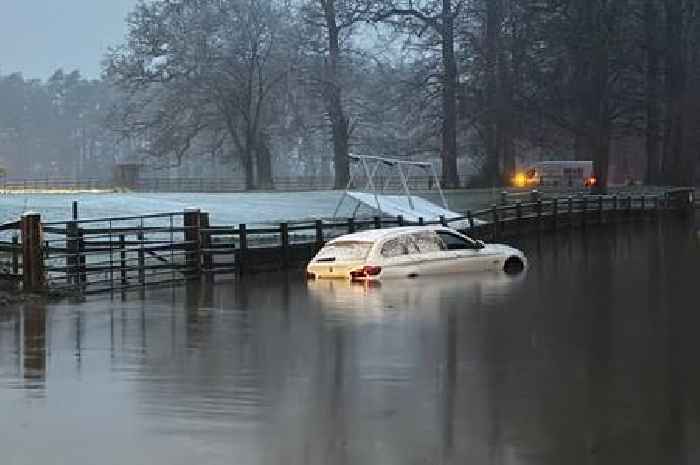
[0,0,139,80]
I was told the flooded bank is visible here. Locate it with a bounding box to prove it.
[1,219,699,465]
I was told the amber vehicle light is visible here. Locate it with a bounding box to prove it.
[513,173,527,188]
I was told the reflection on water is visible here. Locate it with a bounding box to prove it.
[1,220,699,465]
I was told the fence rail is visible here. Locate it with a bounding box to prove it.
[1,178,112,193]
[0,188,695,295]
[133,175,473,193]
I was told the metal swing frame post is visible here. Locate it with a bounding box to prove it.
[430,164,449,210]
[332,154,448,219]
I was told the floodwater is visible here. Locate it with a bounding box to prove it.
[1,218,699,465]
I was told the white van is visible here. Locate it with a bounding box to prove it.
[306,226,526,281]
[514,161,595,188]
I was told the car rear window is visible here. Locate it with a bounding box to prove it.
[314,241,373,262]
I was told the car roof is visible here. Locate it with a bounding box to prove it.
[532,160,592,166]
[327,225,452,244]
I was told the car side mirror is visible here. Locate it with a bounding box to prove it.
[475,240,486,249]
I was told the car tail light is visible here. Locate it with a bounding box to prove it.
[350,265,382,280]
[363,265,382,276]
[306,271,316,280]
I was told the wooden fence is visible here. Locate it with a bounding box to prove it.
[0,188,695,295]
[1,178,112,193]
[0,220,22,286]
[132,175,472,193]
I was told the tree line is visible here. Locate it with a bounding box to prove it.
[1,0,699,191]
[0,70,120,179]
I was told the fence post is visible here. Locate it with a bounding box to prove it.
[347,217,355,233]
[598,195,604,224]
[654,196,660,221]
[467,211,475,231]
[137,231,145,285]
[315,220,324,252]
[72,200,79,220]
[280,222,289,270]
[613,195,618,223]
[200,211,212,279]
[516,202,523,236]
[11,234,19,275]
[374,216,382,229]
[536,200,543,232]
[440,215,448,227]
[78,229,87,287]
[418,217,424,226]
[21,212,44,291]
[627,195,633,217]
[66,221,79,288]
[582,197,588,228]
[491,205,499,241]
[397,215,404,227]
[238,224,248,275]
[119,234,127,285]
[184,208,201,276]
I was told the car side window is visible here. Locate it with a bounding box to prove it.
[436,232,476,250]
[380,238,409,258]
[412,233,444,253]
[405,236,420,254]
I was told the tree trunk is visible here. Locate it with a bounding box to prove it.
[662,0,688,186]
[256,131,274,189]
[330,113,350,189]
[322,0,350,189]
[498,0,515,186]
[243,137,255,191]
[440,0,460,188]
[592,123,611,194]
[590,16,611,194]
[644,0,661,185]
[572,0,594,162]
[483,0,501,185]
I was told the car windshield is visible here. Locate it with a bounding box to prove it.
[436,231,480,250]
[314,241,373,262]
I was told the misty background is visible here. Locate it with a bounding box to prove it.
[1,0,699,191]
[0,0,137,79]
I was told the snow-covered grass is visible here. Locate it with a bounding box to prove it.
[0,190,506,225]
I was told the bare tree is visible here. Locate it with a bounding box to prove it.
[106,0,294,189]
[373,0,462,188]
[300,0,365,188]
[644,0,662,184]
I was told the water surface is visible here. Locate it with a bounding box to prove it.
[1,219,699,464]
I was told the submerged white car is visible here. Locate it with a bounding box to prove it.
[306,226,526,281]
